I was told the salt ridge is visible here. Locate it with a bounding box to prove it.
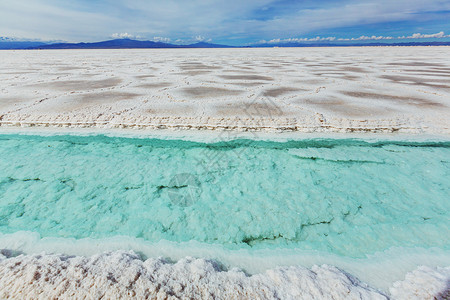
[0,250,448,299]
[1,232,449,294]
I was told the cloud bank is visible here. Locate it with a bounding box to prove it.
[259,31,450,44]
[111,33,137,39]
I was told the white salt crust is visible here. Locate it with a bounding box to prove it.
[0,251,384,299]
[389,266,450,300]
[0,251,448,299]
[1,47,449,135]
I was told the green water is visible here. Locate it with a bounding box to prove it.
[0,134,449,258]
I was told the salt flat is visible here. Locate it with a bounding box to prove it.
[0,47,449,134]
[1,48,450,298]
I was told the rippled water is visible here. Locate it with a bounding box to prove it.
[0,134,449,258]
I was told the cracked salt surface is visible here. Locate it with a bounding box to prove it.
[1,47,449,133]
[0,134,449,298]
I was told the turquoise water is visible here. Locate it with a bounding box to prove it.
[0,134,449,258]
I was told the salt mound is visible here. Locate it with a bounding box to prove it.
[0,251,386,299]
[390,266,450,300]
[1,251,449,299]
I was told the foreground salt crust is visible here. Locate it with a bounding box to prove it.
[0,251,385,299]
[390,266,450,300]
[0,251,448,299]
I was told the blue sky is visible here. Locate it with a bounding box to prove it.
[1,0,450,45]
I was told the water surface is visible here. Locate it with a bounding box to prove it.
[0,134,449,258]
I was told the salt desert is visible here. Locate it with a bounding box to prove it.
[0,47,449,299]
[0,47,449,133]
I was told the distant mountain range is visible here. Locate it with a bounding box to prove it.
[0,39,234,50]
[1,38,450,50]
[0,41,48,49]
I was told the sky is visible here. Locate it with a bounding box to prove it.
[1,0,450,45]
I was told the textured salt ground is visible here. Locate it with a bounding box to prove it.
[0,47,449,133]
[0,251,448,299]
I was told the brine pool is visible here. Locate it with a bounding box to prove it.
[0,133,449,292]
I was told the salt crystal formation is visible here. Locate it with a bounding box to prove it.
[390,266,450,300]
[1,251,449,299]
[0,251,387,299]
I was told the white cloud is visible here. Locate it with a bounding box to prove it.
[111,33,136,39]
[258,31,449,44]
[404,31,448,39]
[355,35,393,40]
[262,36,336,44]
[194,35,212,42]
[338,35,394,41]
[152,36,171,43]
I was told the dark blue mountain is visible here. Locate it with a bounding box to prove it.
[2,38,450,50]
[30,39,181,49]
[184,42,233,48]
[26,39,234,49]
[0,41,47,49]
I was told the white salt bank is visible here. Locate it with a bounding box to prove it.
[0,251,449,299]
[0,47,449,134]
